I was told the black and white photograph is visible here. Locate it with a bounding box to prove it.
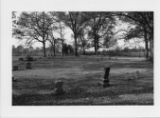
[12,11,154,105]
[1,0,160,117]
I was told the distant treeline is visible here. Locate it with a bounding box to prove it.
[83,48,145,57]
[12,45,145,57]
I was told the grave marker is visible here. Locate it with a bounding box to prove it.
[26,62,32,69]
[55,81,64,95]
[103,67,110,87]
[13,66,18,71]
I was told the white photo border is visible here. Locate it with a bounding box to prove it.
[1,0,160,117]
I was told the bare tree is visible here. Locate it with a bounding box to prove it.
[118,12,153,60]
[13,12,54,57]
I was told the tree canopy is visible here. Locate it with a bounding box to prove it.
[13,11,153,60]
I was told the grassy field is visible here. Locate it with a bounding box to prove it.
[12,56,153,105]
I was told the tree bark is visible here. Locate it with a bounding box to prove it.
[149,33,153,62]
[74,34,78,56]
[150,40,153,62]
[53,40,56,56]
[83,47,86,55]
[43,42,46,57]
[144,28,149,59]
[145,38,149,59]
[94,37,98,55]
[61,40,64,56]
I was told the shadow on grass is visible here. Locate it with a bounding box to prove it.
[12,75,153,105]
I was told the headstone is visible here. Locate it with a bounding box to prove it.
[13,66,18,71]
[136,71,140,75]
[26,56,34,61]
[12,76,17,82]
[103,67,110,87]
[26,62,32,69]
[19,57,24,61]
[55,81,64,95]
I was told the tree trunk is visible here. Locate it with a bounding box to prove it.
[149,33,153,62]
[83,47,86,55]
[53,40,56,56]
[51,44,54,56]
[43,42,46,57]
[94,38,98,55]
[61,40,64,56]
[145,39,149,59]
[144,29,149,59]
[149,40,153,62]
[94,45,97,55]
[74,34,78,56]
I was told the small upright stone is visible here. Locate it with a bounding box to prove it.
[26,62,32,69]
[26,56,34,61]
[12,76,17,82]
[19,57,24,61]
[103,67,110,87]
[13,66,18,71]
[55,81,64,95]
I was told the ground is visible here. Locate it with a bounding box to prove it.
[12,56,153,105]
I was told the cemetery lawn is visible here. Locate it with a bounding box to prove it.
[12,56,153,105]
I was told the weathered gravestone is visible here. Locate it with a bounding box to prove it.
[26,56,34,61]
[55,81,64,95]
[103,67,110,87]
[12,76,17,82]
[19,57,24,61]
[13,65,19,71]
[26,62,32,69]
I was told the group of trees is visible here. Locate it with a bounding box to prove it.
[119,12,153,60]
[12,11,153,61]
